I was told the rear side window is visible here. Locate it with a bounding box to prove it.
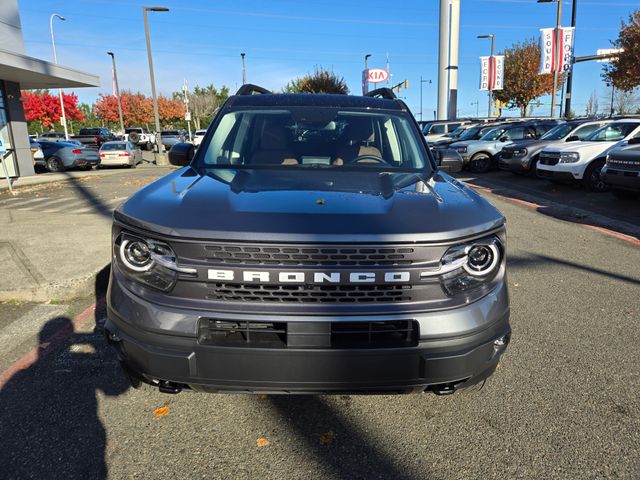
[429,124,446,135]
[447,123,461,132]
[573,123,602,140]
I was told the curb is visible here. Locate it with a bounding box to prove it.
[0,270,105,303]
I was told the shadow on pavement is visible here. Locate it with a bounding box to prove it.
[0,264,128,479]
[509,253,640,286]
[267,395,422,480]
[61,172,114,218]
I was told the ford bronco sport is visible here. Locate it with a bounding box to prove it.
[106,85,511,395]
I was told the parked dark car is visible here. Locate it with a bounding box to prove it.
[71,127,118,149]
[37,140,101,172]
[499,120,611,175]
[602,138,640,199]
[105,85,510,396]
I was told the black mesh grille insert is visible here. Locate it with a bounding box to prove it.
[200,245,416,266]
[206,283,414,303]
[539,153,559,166]
[198,319,419,349]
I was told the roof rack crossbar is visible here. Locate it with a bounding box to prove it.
[236,84,272,96]
[364,88,397,100]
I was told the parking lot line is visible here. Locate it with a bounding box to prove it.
[0,197,51,208]
[74,197,128,214]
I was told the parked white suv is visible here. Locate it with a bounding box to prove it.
[123,127,156,151]
[193,129,207,148]
[537,119,640,191]
[422,121,469,143]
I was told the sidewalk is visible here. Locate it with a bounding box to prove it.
[1,169,125,194]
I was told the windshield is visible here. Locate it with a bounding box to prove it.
[586,123,639,142]
[479,127,505,141]
[101,143,127,151]
[161,131,181,136]
[458,126,485,141]
[541,124,574,140]
[448,126,466,138]
[198,107,429,173]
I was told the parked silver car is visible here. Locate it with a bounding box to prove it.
[160,130,185,151]
[37,140,101,172]
[98,141,143,168]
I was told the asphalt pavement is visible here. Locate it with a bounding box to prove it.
[0,165,639,479]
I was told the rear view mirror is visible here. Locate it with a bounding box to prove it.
[438,149,463,174]
[168,143,195,166]
[566,135,580,142]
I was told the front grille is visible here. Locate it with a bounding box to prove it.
[199,245,421,267]
[206,283,414,303]
[198,319,419,349]
[607,159,640,171]
[539,153,559,166]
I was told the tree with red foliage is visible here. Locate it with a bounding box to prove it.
[94,94,121,123]
[22,90,84,129]
[95,91,153,126]
[157,96,185,121]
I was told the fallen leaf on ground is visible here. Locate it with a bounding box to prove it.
[319,431,335,445]
[153,406,170,417]
[256,437,271,447]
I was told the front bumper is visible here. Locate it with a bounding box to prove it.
[498,155,531,172]
[602,167,640,192]
[536,168,576,183]
[106,275,511,394]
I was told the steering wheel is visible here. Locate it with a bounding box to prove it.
[347,154,387,165]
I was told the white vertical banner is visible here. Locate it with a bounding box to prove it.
[493,55,504,90]
[539,28,555,75]
[479,56,490,91]
[559,27,575,72]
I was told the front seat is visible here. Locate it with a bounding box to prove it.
[251,124,298,165]
[333,119,382,165]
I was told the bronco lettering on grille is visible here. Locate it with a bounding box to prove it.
[207,269,415,283]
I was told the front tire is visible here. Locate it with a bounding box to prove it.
[582,159,609,192]
[46,157,65,173]
[469,153,491,173]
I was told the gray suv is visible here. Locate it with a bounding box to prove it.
[105,86,510,395]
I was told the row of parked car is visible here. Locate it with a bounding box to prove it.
[423,117,640,199]
[28,127,205,173]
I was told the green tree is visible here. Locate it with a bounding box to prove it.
[173,85,230,130]
[284,67,349,94]
[603,9,640,91]
[493,38,563,117]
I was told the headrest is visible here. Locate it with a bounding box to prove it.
[261,124,289,150]
[344,119,374,143]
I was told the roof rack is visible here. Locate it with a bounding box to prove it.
[236,84,272,96]
[364,88,397,100]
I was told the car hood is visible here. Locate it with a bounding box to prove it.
[116,168,504,242]
[542,140,620,155]
[503,139,547,149]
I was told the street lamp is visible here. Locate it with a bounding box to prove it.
[241,52,246,85]
[363,54,372,94]
[419,77,432,121]
[107,52,125,135]
[143,6,169,161]
[537,0,562,118]
[50,13,69,140]
[477,34,495,118]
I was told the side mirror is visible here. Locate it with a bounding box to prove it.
[566,135,580,142]
[168,142,195,166]
[438,149,463,174]
[628,137,640,145]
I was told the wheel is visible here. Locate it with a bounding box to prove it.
[612,189,639,200]
[528,156,539,176]
[469,153,491,173]
[582,159,609,192]
[46,156,65,172]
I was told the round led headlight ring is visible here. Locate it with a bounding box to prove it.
[463,243,500,276]
[120,238,153,272]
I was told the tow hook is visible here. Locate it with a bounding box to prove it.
[428,383,457,395]
[159,380,183,394]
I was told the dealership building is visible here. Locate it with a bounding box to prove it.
[0,0,99,181]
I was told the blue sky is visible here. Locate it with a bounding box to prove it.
[18,0,638,119]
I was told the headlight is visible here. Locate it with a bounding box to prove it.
[456,146,467,154]
[559,152,580,163]
[512,148,528,157]
[114,232,195,291]
[439,236,503,296]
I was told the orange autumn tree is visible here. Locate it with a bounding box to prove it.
[95,91,153,126]
[603,9,640,92]
[157,96,185,122]
[493,38,564,117]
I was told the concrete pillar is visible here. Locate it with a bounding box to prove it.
[437,0,450,120]
[3,81,34,178]
[447,0,460,120]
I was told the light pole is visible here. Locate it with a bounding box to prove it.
[50,13,68,140]
[363,54,371,94]
[182,79,192,141]
[143,6,169,161]
[107,52,125,135]
[538,0,562,118]
[563,0,578,116]
[241,53,246,85]
[477,34,495,118]
[471,100,479,118]
[419,77,432,121]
